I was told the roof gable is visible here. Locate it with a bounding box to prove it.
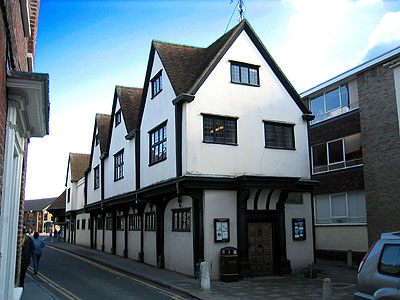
[68,153,90,182]
[24,197,57,212]
[87,113,111,171]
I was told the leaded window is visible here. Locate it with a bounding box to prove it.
[114,150,124,181]
[231,61,259,86]
[151,71,162,98]
[264,121,295,149]
[172,208,191,232]
[149,123,167,165]
[145,212,156,231]
[203,114,237,145]
[94,165,100,189]
[128,214,141,231]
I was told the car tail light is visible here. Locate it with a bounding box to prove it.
[358,240,377,273]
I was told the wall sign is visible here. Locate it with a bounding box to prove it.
[292,218,306,241]
[214,218,230,242]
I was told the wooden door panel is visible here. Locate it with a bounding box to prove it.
[248,222,273,276]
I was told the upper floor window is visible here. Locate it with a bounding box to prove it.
[149,122,167,165]
[115,110,122,127]
[230,61,259,86]
[310,85,350,124]
[151,71,162,98]
[264,121,295,150]
[312,133,362,174]
[94,165,100,190]
[203,114,237,145]
[314,191,366,225]
[67,188,71,203]
[95,134,99,146]
[114,150,124,181]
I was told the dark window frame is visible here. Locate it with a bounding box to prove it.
[77,219,80,230]
[202,114,238,145]
[114,149,124,181]
[67,188,71,203]
[230,61,260,86]
[263,121,295,150]
[116,216,125,231]
[145,212,156,231]
[172,208,191,232]
[105,217,112,231]
[128,214,141,231]
[115,109,122,127]
[94,165,100,190]
[149,122,167,166]
[82,219,86,230]
[151,70,163,98]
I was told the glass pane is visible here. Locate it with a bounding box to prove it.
[159,75,162,90]
[249,68,258,85]
[345,133,362,163]
[325,88,340,112]
[315,195,330,224]
[312,144,327,172]
[265,123,275,147]
[328,140,344,164]
[340,85,349,107]
[231,65,240,82]
[379,245,400,275]
[331,194,347,218]
[311,95,325,117]
[348,191,366,223]
[240,66,249,83]
[154,131,159,143]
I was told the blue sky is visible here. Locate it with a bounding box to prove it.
[25,0,400,199]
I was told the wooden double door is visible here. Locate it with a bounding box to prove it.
[248,222,274,276]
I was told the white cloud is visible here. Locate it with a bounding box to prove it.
[364,11,400,51]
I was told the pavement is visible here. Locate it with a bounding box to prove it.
[21,237,358,300]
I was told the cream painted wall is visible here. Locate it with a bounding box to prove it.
[104,99,136,198]
[65,164,72,212]
[393,65,400,136]
[76,177,85,210]
[184,31,310,178]
[96,229,103,251]
[284,193,314,271]
[203,190,237,280]
[104,230,112,253]
[87,126,102,205]
[315,225,368,252]
[75,213,90,248]
[140,51,177,188]
[116,211,125,257]
[164,196,193,276]
[127,208,141,260]
[143,204,157,266]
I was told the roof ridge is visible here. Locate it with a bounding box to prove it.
[152,39,205,50]
[116,85,143,91]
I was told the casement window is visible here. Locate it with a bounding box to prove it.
[314,191,366,225]
[82,219,86,230]
[105,217,112,230]
[149,123,167,165]
[172,208,191,232]
[264,121,295,149]
[94,165,100,189]
[378,245,400,276]
[145,212,156,231]
[312,133,362,174]
[203,114,237,145]
[114,150,124,181]
[128,214,141,231]
[77,220,80,230]
[115,109,122,127]
[95,134,99,146]
[230,61,259,86]
[116,216,125,231]
[67,188,71,203]
[151,71,162,98]
[97,216,104,230]
[310,85,352,124]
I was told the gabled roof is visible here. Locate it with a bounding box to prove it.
[68,153,90,182]
[87,113,111,172]
[115,86,143,134]
[24,197,57,212]
[47,191,66,211]
[139,19,308,125]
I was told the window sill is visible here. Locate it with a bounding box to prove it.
[151,90,162,99]
[172,229,191,232]
[114,176,124,182]
[231,81,260,87]
[149,157,167,166]
[265,146,296,150]
[202,141,238,146]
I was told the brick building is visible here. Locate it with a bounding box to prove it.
[24,197,56,233]
[0,1,49,299]
[301,46,400,259]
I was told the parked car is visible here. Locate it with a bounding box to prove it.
[354,231,400,300]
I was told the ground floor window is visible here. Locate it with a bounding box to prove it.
[145,212,156,231]
[77,220,80,230]
[116,216,125,231]
[82,219,86,230]
[129,214,141,231]
[172,208,191,232]
[314,191,366,225]
[106,217,112,230]
[97,216,104,230]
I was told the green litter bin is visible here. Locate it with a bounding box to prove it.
[220,246,239,282]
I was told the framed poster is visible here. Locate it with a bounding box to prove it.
[214,218,230,242]
[292,218,306,241]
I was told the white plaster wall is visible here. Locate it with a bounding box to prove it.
[393,65,400,136]
[105,100,136,198]
[76,177,85,210]
[203,190,237,280]
[116,211,125,257]
[75,213,90,248]
[65,165,72,212]
[143,204,157,266]
[104,213,112,253]
[285,193,314,272]
[70,182,78,211]
[184,31,310,179]
[87,127,102,205]
[127,208,141,260]
[96,228,103,251]
[140,51,177,188]
[164,196,193,276]
[315,225,368,252]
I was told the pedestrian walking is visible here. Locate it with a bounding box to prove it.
[20,228,34,287]
[32,232,45,274]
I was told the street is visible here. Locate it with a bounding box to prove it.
[22,242,193,300]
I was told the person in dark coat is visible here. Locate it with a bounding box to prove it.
[32,232,45,274]
[20,228,34,287]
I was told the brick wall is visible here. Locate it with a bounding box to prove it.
[312,167,364,195]
[358,62,400,245]
[0,6,7,214]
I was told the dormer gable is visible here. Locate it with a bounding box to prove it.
[87,113,111,171]
[65,152,90,186]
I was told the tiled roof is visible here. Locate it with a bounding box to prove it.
[116,86,143,133]
[96,113,111,154]
[47,190,66,211]
[69,153,90,181]
[24,197,57,212]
